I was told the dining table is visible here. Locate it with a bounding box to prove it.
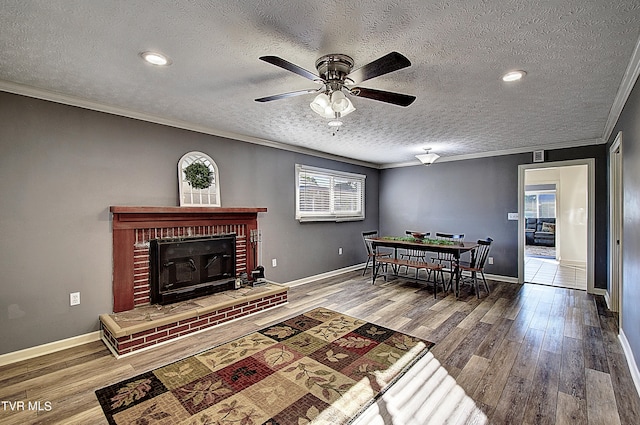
[369,236,478,297]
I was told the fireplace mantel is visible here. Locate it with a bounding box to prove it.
[110,206,267,312]
[111,206,267,225]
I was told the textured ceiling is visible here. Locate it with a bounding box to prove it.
[1,1,640,167]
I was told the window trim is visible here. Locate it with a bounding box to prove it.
[295,164,366,222]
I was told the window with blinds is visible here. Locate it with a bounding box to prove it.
[295,164,365,222]
[524,191,556,218]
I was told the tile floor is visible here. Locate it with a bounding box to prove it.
[525,255,587,290]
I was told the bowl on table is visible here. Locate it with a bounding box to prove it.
[411,232,427,240]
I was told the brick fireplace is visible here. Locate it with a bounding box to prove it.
[110,206,267,313]
[103,206,290,356]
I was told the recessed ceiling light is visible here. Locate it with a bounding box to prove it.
[502,70,526,82]
[140,51,171,66]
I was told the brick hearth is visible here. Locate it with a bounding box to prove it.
[100,283,288,357]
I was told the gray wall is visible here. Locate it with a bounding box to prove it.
[379,145,608,285]
[0,87,622,360]
[609,75,640,374]
[0,92,380,354]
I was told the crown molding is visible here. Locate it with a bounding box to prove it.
[0,80,379,169]
[0,72,626,171]
[381,137,605,169]
[603,35,640,143]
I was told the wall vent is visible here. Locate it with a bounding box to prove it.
[533,150,545,163]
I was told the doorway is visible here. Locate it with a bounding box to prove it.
[609,132,622,316]
[518,159,594,292]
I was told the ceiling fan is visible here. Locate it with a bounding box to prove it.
[255,52,416,125]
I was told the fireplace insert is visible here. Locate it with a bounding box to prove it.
[149,234,236,305]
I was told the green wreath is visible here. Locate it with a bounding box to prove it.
[184,162,213,189]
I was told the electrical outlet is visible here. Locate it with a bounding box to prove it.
[338,247,343,255]
[70,292,80,306]
[488,257,494,265]
[272,258,277,267]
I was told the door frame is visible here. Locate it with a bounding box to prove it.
[517,159,595,293]
[608,132,623,317]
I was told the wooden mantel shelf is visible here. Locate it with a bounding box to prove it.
[110,206,267,230]
[110,206,267,214]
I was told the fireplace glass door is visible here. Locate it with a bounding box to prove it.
[150,234,236,304]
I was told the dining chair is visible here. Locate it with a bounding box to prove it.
[435,232,465,242]
[459,237,493,298]
[417,260,447,298]
[374,254,445,299]
[399,230,430,274]
[432,232,465,290]
[362,230,391,275]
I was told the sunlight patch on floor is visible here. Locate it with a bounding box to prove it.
[353,351,488,425]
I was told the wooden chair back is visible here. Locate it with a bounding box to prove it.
[471,238,494,269]
[362,230,379,257]
[434,232,465,262]
[435,232,465,242]
[403,230,431,259]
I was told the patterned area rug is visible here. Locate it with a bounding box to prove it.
[95,307,434,425]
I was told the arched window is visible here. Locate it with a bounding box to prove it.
[178,151,221,206]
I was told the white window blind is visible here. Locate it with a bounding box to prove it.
[295,164,365,222]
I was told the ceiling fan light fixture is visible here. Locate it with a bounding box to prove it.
[311,92,355,119]
[416,148,440,166]
[338,98,355,117]
[258,51,415,129]
[140,51,171,66]
[310,93,331,116]
[324,100,355,119]
[330,90,349,112]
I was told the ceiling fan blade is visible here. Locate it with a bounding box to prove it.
[350,87,416,107]
[259,56,320,81]
[255,88,320,102]
[346,52,411,84]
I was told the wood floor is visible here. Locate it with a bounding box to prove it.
[1,270,639,424]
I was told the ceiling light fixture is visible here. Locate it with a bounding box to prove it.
[310,91,356,123]
[140,51,171,66]
[415,148,440,166]
[502,70,526,82]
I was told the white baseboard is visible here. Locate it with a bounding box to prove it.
[619,329,640,398]
[0,331,102,366]
[604,290,612,310]
[285,265,520,287]
[285,263,366,287]
[559,259,587,268]
[484,273,519,284]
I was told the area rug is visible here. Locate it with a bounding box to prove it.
[95,307,434,425]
